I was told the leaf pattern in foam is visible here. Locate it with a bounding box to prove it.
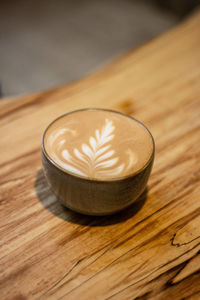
[52,118,136,178]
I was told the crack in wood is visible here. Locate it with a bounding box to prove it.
[46,204,200,299]
[171,234,200,247]
[40,257,86,298]
[40,245,111,299]
[104,244,200,300]
[134,291,152,300]
[168,250,200,286]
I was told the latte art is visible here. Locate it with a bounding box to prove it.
[44,110,153,180]
[49,119,137,178]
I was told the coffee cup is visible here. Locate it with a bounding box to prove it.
[41,108,155,215]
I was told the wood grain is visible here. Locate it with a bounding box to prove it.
[1,10,200,300]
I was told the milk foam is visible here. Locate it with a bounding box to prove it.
[44,110,153,180]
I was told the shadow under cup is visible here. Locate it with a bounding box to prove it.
[41,109,155,216]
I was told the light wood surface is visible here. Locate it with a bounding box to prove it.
[1,10,200,300]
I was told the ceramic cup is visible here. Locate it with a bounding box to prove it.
[41,108,155,215]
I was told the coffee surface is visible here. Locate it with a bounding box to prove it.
[44,110,153,180]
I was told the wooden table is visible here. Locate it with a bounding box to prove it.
[1,11,200,300]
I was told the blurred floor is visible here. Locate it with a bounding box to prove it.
[0,0,178,97]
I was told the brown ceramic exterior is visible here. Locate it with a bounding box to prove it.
[41,109,155,216]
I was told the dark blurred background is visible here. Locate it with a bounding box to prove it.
[0,0,199,97]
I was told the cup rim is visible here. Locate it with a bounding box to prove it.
[41,108,155,183]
